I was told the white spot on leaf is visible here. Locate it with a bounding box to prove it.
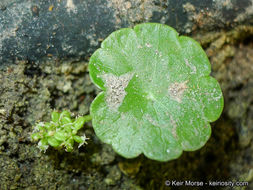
[145,43,152,48]
[169,81,188,103]
[185,58,196,74]
[170,116,178,139]
[101,73,133,111]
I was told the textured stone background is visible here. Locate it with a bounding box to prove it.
[0,1,253,189]
[0,0,253,65]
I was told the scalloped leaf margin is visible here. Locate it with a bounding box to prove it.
[89,23,224,161]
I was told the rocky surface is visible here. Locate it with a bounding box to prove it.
[0,0,253,189]
[0,0,253,65]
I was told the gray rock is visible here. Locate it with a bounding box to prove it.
[0,0,252,65]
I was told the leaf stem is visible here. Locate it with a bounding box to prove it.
[82,115,92,122]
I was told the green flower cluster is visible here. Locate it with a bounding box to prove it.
[31,111,92,152]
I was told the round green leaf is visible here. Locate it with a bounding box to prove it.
[60,117,72,125]
[89,23,224,161]
[54,130,68,142]
[74,117,86,130]
[31,133,41,141]
[59,110,71,120]
[65,138,74,152]
[51,111,60,123]
[47,136,61,147]
[73,136,81,143]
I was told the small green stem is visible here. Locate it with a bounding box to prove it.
[82,115,92,122]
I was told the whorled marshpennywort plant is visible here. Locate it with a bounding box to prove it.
[31,23,223,161]
[31,111,91,152]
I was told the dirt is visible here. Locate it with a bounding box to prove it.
[0,24,253,190]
